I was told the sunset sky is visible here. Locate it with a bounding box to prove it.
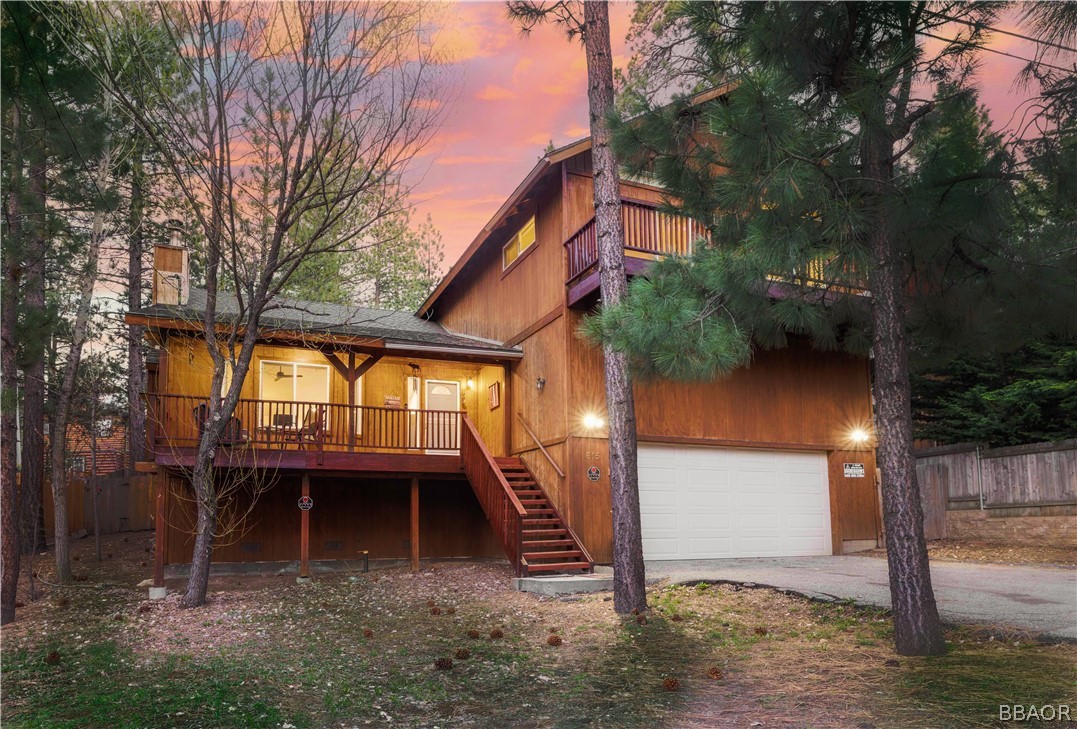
[411,1,1047,263]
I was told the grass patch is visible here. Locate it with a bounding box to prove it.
[882,639,1076,729]
[2,642,300,729]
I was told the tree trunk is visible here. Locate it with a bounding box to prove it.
[180,460,217,607]
[48,143,108,584]
[583,0,647,615]
[1,105,24,623]
[1,251,20,625]
[127,148,146,471]
[22,152,49,569]
[864,134,947,657]
[90,398,101,562]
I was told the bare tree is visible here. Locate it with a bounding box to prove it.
[506,0,647,614]
[59,1,446,606]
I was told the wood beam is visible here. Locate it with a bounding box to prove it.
[410,477,419,572]
[322,352,351,379]
[352,353,383,380]
[300,474,311,578]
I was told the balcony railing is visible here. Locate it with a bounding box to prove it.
[565,199,708,282]
[563,199,867,295]
[148,394,462,454]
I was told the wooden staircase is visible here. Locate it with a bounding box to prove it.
[494,457,593,576]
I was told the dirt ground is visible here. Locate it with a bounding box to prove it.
[853,539,1077,567]
[2,532,1074,729]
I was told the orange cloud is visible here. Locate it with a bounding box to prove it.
[512,58,534,83]
[476,85,518,101]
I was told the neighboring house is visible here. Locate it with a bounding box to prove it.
[130,98,880,581]
[58,421,129,477]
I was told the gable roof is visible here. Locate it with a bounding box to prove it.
[415,84,735,318]
[132,288,522,359]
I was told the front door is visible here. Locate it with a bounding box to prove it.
[424,380,460,453]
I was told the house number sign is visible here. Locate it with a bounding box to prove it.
[298,495,314,510]
[843,463,865,478]
[587,466,601,482]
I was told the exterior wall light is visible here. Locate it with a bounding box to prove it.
[466,378,474,390]
[536,377,546,391]
[850,428,870,445]
[582,413,605,430]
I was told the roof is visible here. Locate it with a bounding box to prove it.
[416,84,735,318]
[133,288,522,359]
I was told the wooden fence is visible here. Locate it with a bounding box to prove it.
[42,472,157,538]
[914,440,1077,539]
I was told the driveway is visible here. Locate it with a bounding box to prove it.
[645,555,1077,640]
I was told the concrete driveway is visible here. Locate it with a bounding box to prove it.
[645,555,1077,640]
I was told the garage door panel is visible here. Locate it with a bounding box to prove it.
[685,491,730,508]
[687,512,730,530]
[736,492,779,508]
[641,512,678,530]
[688,538,733,556]
[738,536,782,555]
[643,538,680,559]
[686,469,728,488]
[639,491,678,508]
[639,444,831,560]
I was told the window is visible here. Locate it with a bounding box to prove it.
[502,216,536,269]
[258,361,330,427]
[71,456,86,473]
[95,419,112,437]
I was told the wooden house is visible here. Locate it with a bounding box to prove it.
[130,118,880,585]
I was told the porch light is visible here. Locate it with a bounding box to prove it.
[536,377,546,391]
[466,378,474,390]
[582,413,605,430]
[849,428,870,445]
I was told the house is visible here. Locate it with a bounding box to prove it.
[129,118,880,585]
[51,420,129,477]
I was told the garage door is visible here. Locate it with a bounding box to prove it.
[638,444,832,560]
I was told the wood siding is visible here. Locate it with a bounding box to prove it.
[435,186,565,343]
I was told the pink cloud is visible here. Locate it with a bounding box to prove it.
[476,84,518,101]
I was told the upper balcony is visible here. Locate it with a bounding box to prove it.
[564,198,866,306]
[565,199,707,306]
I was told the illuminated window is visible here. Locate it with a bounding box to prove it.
[502,216,536,269]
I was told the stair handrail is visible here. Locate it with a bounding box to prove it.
[514,412,565,479]
[460,415,526,575]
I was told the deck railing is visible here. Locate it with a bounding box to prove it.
[460,415,526,576]
[565,199,708,282]
[148,393,462,454]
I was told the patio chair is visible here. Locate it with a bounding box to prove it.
[290,404,326,450]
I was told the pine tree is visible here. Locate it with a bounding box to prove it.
[589,2,1075,655]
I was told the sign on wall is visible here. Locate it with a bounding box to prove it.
[843,463,866,478]
[383,395,402,409]
[587,466,601,482]
[298,495,314,510]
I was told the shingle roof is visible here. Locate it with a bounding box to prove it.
[135,288,521,357]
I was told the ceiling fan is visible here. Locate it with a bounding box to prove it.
[274,365,303,381]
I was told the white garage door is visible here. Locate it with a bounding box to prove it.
[638,444,832,560]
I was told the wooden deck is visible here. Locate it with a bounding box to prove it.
[153,445,466,476]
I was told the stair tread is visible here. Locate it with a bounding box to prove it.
[522,550,583,560]
[522,529,568,537]
[526,562,591,573]
[522,539,575,547]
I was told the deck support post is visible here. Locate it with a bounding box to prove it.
[410,477,419,572]
[300,474,311,579]
[150,475,167,599]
